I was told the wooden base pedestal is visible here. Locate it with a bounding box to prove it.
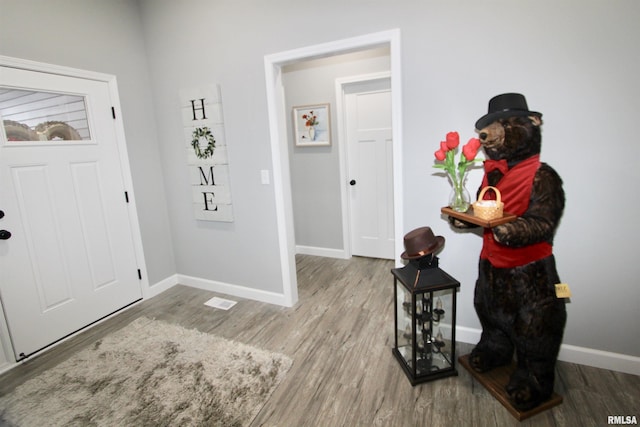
[459,354,563,421]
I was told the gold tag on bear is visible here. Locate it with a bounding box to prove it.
[555,283,572,298]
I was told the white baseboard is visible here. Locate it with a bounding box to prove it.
[455,326,639,376]
[150,274,638,374]
[146,274,179,298]
[295,245,349,259]
[455,325,482,347]
[177,274,290,306]
[557,344,640,376]
[145,276,640,375]
[147,274,640,375]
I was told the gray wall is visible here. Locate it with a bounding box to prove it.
[1,0,639,359]
[283,49,391,252]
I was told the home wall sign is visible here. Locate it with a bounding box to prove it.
[179,84,233,222]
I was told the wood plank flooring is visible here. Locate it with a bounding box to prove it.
[1,255,638,426]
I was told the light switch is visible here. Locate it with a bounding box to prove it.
[261,169,270,185]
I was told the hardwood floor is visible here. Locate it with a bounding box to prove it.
[1,255,638,426]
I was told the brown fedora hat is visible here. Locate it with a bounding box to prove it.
[401,227,445,260]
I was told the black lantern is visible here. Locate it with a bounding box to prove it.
[392,253,460,385]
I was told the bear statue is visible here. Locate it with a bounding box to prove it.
[454,93,566,411]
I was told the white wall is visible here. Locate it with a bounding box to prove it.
[1,0,639,368]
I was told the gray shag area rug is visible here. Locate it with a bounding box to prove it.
[0,317,292,426]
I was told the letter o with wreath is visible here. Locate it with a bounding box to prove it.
[191,127,216,159]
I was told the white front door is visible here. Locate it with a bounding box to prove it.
[345,78,394,259]
[0,66,142,359]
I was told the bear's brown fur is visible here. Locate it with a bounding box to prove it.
[454,99,566,411]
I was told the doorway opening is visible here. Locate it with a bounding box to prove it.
[264,30,404,307]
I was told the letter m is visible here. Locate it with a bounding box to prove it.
[198,166,215,186]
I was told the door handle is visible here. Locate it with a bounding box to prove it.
[350,180,356,186]
[0,210,4,219]
[0,230,11,240]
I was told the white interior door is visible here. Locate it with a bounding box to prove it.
[0,66,142,359]
[345,79,394,259]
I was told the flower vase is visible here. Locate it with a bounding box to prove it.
[308,126,316,141]
[449,179,471,212]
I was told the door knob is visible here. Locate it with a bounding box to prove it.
[350,180,356,186]
[0,230,11,240]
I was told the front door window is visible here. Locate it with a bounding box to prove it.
[0,88,90,142]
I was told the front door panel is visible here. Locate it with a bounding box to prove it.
[0,66,142,359]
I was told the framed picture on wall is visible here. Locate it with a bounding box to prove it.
[293,103,331,147]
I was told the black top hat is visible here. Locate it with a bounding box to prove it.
[401,227,445,260]
[475,93,542,130]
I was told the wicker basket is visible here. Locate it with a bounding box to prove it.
[473,186,504,220]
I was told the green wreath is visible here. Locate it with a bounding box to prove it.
[191,127,216,159]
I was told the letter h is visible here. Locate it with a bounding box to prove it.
[191,98,207,120]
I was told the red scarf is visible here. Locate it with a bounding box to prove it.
[480,154,552,268]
